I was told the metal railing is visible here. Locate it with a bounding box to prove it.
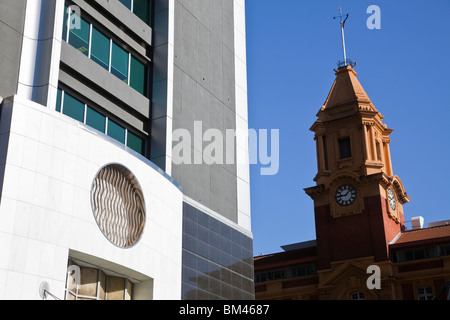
[337,59,357,68]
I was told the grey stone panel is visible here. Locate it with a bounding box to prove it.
[179,7,197,81]
[221,0,235,52]
[222,45,236,110]
[194,162,211,208]
[172,65,183,131]
[196,0,210,30]
[180,72,197,139]
[0,0,27,33]
[172,0,238,223]
[196,22,210,91]
[209,0,222,41]
[209,35,223,102]
[196,84,211,138]
[210,164,237,221]
[0,0,27,98]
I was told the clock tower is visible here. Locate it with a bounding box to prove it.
[304,65,410,269]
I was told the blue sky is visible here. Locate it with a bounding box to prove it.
[245,0,450,256]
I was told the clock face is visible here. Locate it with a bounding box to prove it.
[388,188,396,210]
[335,185,357,206]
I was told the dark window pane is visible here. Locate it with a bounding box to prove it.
[339,137,352,159]
[133,0,150,24]
[119,0,132,10]
[56,88,62,112]
[414,248,426,260]
[111,42,129,83]
[86,107,106,133]
[127,131,144,154]
[62,4,68,40]
[91,27,110,70]
[425,246,438,259]
[107,119,125,143]
[130,56,146,95]
[404,250,414,261]
[442,244,450,256]
[68,15,90,56]
[62,93,85,122]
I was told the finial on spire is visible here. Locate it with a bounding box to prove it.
[333,7,356,68]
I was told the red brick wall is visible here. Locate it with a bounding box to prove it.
[314,195,403,269]
[380,195,404,244]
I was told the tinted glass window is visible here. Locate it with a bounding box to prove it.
[107,119,126,143]
[133,0,150,23]
[63,93,85,122]
[56,88,62,112]
[130,56,146,95]
[91,27,110,70]
[111,42,129,83]
[119,0,132,10]
[68,15,90,56]
[127,131,144,155]
[62,4,68,40]
[86,107,106,133]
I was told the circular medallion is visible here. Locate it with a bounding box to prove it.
[91,164,146,248]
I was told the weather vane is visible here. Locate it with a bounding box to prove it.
[333,7,355,68]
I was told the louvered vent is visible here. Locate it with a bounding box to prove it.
[91,164,146,248]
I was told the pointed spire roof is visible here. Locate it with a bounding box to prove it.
[321,65,376,111]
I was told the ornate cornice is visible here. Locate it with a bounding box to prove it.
[360,173,410,205]
[392,176,411,204]
[304,185,325,200]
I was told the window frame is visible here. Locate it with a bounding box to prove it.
[254,263,317,284]
[417,287,433,300]
[56,88,146,156]
[65,261,133,300]
[62,2,148,96]
[66,12,91,57]
[90,26,111,71]
[118,0,151,24]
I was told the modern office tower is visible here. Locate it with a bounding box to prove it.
[0,0,253,300]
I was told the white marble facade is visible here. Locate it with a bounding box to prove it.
[0,96,184,300]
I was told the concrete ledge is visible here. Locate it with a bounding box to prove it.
[72,0,152,56]
[60,41,150,122]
